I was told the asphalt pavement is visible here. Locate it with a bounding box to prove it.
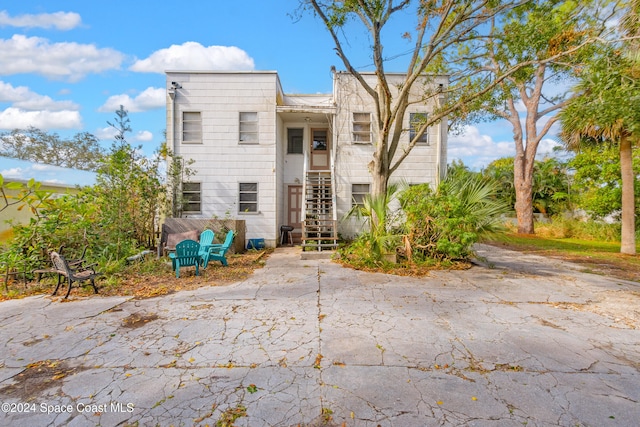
[0,244,638,426]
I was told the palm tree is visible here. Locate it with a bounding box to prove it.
[560,0,639,255]
[560,51,639,254]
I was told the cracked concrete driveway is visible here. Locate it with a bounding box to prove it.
[0,244,638,426]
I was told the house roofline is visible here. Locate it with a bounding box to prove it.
[334,70,450,78]
[165,70,279,75]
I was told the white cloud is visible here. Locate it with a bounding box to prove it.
[98,87,165,113]
[0,81,79,111]
[0,10,82,30]
[0,35,124,81]
[536,137,562,158]
[130,42,254,73]
[0,107,82,130]
[95,126,117,140]
[448,125,515,170]
[133,130,153,142]
[0,166,23,178]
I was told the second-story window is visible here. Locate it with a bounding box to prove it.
[239,112,258,143]
[287,128,303,154]
[410,113,429,145]
[352,112,372,144]
[182,112,202,144]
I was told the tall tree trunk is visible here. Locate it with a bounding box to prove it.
[619,135,636,255]
[514,154,535,234]
[371,159,388,209]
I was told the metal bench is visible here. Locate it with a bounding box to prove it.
[50,251,101,299]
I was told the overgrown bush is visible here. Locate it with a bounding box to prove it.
[400,173,510,261]
[0,107,195,287]
[338,169,511,266]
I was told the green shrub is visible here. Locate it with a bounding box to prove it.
[399,171,511,261]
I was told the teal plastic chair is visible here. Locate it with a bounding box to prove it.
[198,229,215,266]
[205,230,235,267]
[169,239,201,278]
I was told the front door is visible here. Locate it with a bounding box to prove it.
[310,129,330,171]
[287,185,303,229]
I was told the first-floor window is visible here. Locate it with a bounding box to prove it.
[239,182,258,213]
[182,182,201,213]
[351,183,370,207]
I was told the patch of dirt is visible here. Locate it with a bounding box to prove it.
[0,360,87,400]
[0,250,271,301]
[121,312,159,329]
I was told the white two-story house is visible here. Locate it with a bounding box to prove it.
[165,70,447,250]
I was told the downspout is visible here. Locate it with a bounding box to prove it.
[168,85,177,217]
[435,84,446,186]
[331,70,339,230]
[168,87,177,153]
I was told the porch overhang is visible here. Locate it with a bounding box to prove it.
[276,106,336,123]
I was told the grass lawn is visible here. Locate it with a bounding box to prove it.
[483,232,640,282]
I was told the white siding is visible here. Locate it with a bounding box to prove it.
[166,70,448,245]
[167,71,280,246]
[332,72,448,237]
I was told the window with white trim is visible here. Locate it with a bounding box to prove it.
[239,112,258,143]
[182,182,201,213]
[352,112,371,144]
[410,113,429,145]
[351,183,370,207]
[239,183,258,213]
[182,112,202,144]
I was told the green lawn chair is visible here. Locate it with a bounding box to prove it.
[169,239,201,278]
[204,230,235,267]
[198,229,215,267]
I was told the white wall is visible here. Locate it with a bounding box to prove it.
[332,72,448,237]
[167,71,280,246]
[165,70,449,244]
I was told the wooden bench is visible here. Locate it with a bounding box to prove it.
[50,252,101,299]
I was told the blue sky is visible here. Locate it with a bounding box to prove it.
[0,1,561,185]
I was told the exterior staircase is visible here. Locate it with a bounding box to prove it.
[301,170,338,252]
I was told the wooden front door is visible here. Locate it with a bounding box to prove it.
[310,129,330,171]
[287,185,303,230]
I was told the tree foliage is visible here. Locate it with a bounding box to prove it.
[160,140,197,218]
[559,4,640,254]
[568,143,640,220]
[0,127,105,171]
[482,156,572,216]
[303,0,615,242]
[460,0,616,234]
[0,107,192,279]
[89,106,164,259]
[303,0,534,198]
